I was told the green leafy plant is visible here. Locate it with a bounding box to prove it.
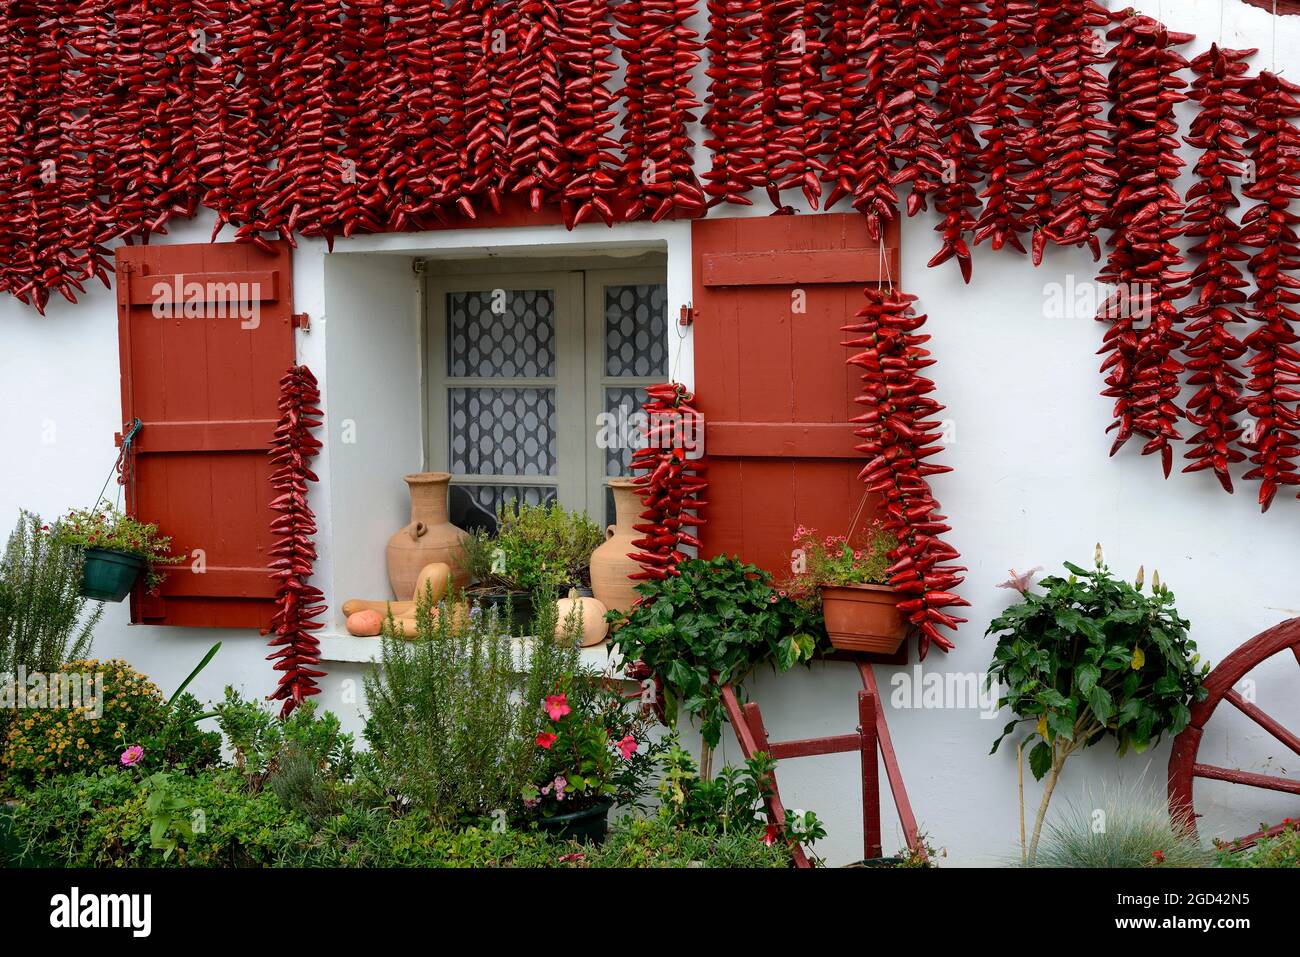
[783,521,896,607]
[0,510,101,678]
[1026,781,1211,868]
[1216,818,1300,867]
[53,504,182,593]
[607,555,824,747]
[464,501,603,594]
[363,593,584,825]
[986,546,1209,862]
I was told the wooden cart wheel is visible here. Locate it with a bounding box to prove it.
[1168,617,1300,848]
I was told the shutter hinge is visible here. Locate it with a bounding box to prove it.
[291,312,310,331]
[412,258,429,277]
[679,302,695,326]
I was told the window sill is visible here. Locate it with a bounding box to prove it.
[316,631,626,676]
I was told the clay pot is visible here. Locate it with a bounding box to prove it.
[555,589,609,647]
[819,584,908,654]
[386,473,469,599]
[590,478,642,613]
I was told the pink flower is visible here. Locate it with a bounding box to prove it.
[536,732,557,750]
[997,567,1042,594]
[552,775,568,800]
[544,694,571,721]
[120,745,144,767]
[615,734,637,760]
[557,852,585,864]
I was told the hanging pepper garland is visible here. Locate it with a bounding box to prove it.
[1239,71,1300,511]
[844,286,965,657]
[1096,16,1193,477]
[1180,44,1255,494]
[266,364,328,719]
[628,383,708,585]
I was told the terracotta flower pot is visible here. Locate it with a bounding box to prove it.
[589,478,642,613]
[386,473,470,599]
[819,583,908,654]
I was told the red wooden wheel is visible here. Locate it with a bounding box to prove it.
[1168,617,1300,848]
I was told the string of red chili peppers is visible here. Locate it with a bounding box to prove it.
[266,364,328,719]
[627,383,708,585]
[845,286,965,658]
[1096,16,1193,478]
[1180,44,1255,495]
[1239,71,1300,511]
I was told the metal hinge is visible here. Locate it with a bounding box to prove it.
[291,312,310,331]
[679,302,695,326]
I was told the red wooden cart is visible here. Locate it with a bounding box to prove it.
[1167,617,1300,849]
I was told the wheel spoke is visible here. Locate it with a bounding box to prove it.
[1224,689,1300,758]
[1193,763,1300,795]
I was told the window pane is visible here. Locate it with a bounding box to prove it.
[449,387,556,476]
[451,484,558,533]
[448,289,556,378]
[605,283,667,377]
[603,386,648,479]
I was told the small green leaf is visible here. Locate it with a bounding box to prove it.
[1029,741,1052,781]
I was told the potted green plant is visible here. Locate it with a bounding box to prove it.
[986,546,1210,863]
[522,673,660,844]
[786,523,901,653]
[53,505,181,602]
[464,502,603,625]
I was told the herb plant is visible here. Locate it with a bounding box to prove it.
[986,547,1209,861]
[607,555,824,747]
[464,501,603,594]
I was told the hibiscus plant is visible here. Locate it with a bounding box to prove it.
[986,545,1209,862]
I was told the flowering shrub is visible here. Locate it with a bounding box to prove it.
[1,659,218,792]
[53,505,182,593]
[1217,819,1300,868]
[523,677,662,818]
[784,522,896,606]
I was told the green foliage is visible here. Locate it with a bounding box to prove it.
[1,658,219,792]
[0,510,101,677]
[1216,819,1300,867]
[7,767,792,869]
[607,555,824,746]
[53,504,182,593]
[363,593,586,824]
[1027,783,1212,868]
[987,553,1208,773]
[784,522,896,606]
[464,501,603,593]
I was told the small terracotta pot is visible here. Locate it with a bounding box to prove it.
[819,584,908,654]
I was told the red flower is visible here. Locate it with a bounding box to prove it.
[544,694,571,721]
[763,824,779,847]
[1151,849,1165,864]
[536,732,557,750]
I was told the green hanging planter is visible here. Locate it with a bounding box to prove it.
[81,548,146,602]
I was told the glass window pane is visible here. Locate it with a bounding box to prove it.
[451,484,558,534]
[448,289,556,378]
[604,283,667,377]
[603,386,648,479]
[449,387,556,476]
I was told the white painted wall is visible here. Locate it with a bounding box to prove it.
[0,0,1296,866]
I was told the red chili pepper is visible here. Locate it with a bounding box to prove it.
[266,365,328,718]
[845,287,963,658]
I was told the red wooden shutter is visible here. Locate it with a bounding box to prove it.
[115,241,298,628]
[691,213,900,578]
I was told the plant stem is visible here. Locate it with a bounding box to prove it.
[700,741,713,781]
[1017,738,1027,864]
[1028,744,1069,862]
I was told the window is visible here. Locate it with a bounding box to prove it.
[427,265,669,529]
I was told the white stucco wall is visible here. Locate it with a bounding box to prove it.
[1,0,1296,865]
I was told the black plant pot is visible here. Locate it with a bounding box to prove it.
[536,798,612,845]
[466,588,534,628]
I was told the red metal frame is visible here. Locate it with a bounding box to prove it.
[720,659,922,867]
[1168,617,1300,848]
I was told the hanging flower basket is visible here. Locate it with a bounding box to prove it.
[819,584,908,655]
[80,548,146,602]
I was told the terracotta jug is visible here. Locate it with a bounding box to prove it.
[589,477,642,613]
[386,473,470,598]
